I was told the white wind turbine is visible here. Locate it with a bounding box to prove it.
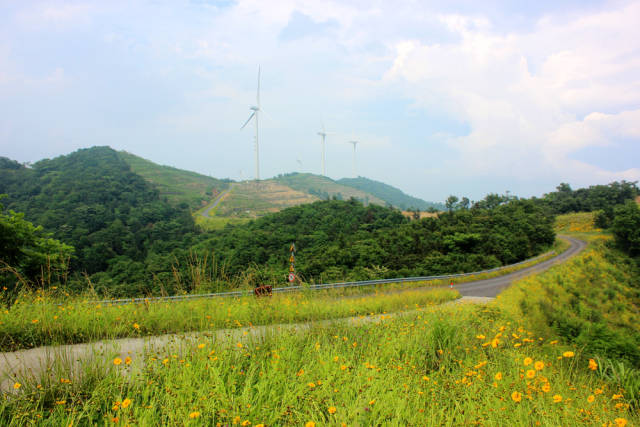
[347,139,360,178]
[241,67,262,181]
[317,124,328,176]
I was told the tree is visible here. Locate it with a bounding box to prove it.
[611,201,640,257]
[445,195,459,213]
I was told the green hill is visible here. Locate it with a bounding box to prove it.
[118,151,230,210]
[273,173,386,206]
[338,176,444,210]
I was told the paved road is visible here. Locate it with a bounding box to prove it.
[0,236,586,391]
[200,183,235,218]
[453,235,587,297]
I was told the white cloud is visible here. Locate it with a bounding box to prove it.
[384,1,640,186]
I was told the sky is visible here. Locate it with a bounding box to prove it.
[1,0,639,203]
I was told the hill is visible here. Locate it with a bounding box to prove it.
[273,173,386,206]
[0,147,197,284]
[338,176,444,211]
[118,151,230,210]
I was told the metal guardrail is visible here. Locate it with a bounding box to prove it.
[88,250,554,306]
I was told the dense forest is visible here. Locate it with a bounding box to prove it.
[4,146,636,298]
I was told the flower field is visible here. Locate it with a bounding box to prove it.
[1,302,635,426]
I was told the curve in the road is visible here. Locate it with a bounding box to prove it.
[453,235,586,298]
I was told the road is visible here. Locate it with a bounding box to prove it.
[0,236,586,391]
[200,183,234,218]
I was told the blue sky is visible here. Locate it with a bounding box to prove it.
[1,0,639,202]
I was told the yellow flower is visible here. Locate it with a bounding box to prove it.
[56,400,66,405]
[340,365,347,371]
[494,372,502,381]
[553,394,562,403]
[511,391,522,403]
[614,418,627,427]
[255,425,265,427]
[197,343,206,349]
[241,421,250,426]
[534,361,544,371]
[541,383,551,393]
[307,382,316,388]
[189,412,201,419]
[526,369,536,379]
[523,357,533,366]
[369,399,376,406]
[305,422,316,427]
[296,369,304,377]
[121,398,132,409]
[162,358,169,365]
[125,357,132,365]
[587,395,595,403]
[562,351,575,358]
[474,361,487,369]
[113,357,122,366]
[476,335,485,339]
[236,342,243,348]
[422,376,430,381]
[31,319,39,324]
[13,383,21,389]
[612,394,623,400]
[133,323,140,330]
[328,406,337,414]
[588,359,598,371]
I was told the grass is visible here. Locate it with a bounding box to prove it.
[273,173,386,206]
[0,289,458,352]
[118,151,230,210]
[2,303,636,426]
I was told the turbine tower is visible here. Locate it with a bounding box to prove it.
[348,140,359,178]
[317,125,327,176]
[241,67,261,180]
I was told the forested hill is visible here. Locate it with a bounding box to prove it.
[0,146,197,275]
[338,176,444,211]
[198,198,555,285]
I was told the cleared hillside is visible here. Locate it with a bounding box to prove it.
[119,151,230,209]
[273,173,386,206]
[338,176,444,210]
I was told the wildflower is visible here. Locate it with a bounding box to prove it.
[125,357,132,365]
[595,388,603,395]
[474,361,487,369]
[534,361,544,371]
[233,416,241,424]
[587,395,595,403]
[369,399,376,406]
[56,400,66,405]
[526,370,536,379]
[113,357,122,366]
[612,394,623,400]
[111,417,119,423]
[133,323,140,330]
[340,365,347,371]
[237,343,243,348]
[476,335,485,339]
[422,376,430,381]
[541,383,551,393]
[241,421,250,426]
[121,398,132,409]
[255,425,265,427]
[189,412,200,419]
[297,369,304,377]
[13,383,21,389]
[523,357,533,366]
[511,391,522,403]
[562,351,575,358]
[494,372,502,381]
[197,343,206,349]
[305,422,316,427]
[614,418,627,427]
[328,406,337,414]
[553,395,562,403]
[162,358,169,365]
[588,359,598,371]
[307,382,316,388]
[549,340,558,345]
[31,319,39,324]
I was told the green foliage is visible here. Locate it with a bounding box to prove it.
[198,198,555,284]
[0,199,73,290]
[337,176,444,210]
[0,147,197,284]
[540,181,638,214]
[611,201,640,257]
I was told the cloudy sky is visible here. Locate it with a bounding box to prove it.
[1,0,639,202]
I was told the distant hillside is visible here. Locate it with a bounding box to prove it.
[273,173,386,206]
[118,151,230,210]
[338,177,444,211]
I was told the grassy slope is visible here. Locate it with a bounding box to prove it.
[118,151,230,210]
[274,173,386,206]
[338,176,444,210]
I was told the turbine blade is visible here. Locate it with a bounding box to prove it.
[240,112,255,129]
[257,66,261,108]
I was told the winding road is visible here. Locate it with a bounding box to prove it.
[200,183,235,219]
[0,236,586,391]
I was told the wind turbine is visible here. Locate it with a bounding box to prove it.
[347,140,359,178]
[241,67,262,181]
[317,125,328,176]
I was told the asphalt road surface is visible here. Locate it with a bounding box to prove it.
[200,183,234,218]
